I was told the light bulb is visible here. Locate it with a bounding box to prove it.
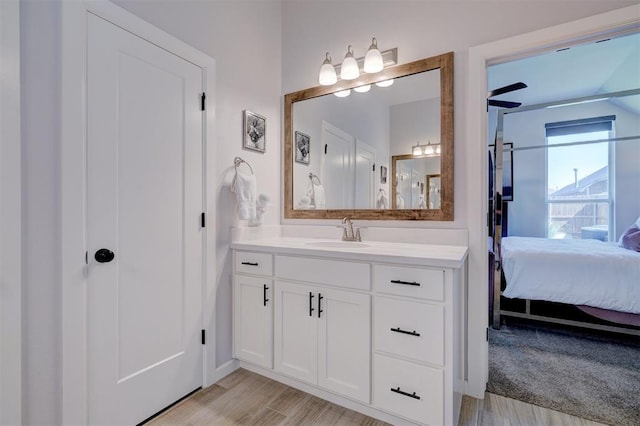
[436,144,441,154]
[334,89,351,98]
[353,84,371,93]
[340,45,360,80]
[412,144,423,156]
[363,37,384,73]
[318,52,337,86]
[375,79,394,88]
[424,144,434,155]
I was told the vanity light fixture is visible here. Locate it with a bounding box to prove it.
[340,45,360,80]
[334,89,351,98]
[317,41,397,86]
[353,84,371,93]
[412,140,441,156]
[318,52,337,86]
[363,37,384,73]
[412,141,424,156]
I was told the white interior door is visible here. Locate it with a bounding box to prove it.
[87,14,203,425]
[355,140,376,209]
[321,121,354,209]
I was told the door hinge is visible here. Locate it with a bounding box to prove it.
[201,93,206,111]
[201,329,206,345]
[486,327,489,342]
[201,212,206,228]
[324,144,327,155]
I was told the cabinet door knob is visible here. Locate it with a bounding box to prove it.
[94,248,115,263]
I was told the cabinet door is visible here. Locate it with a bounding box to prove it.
[318,288,371,403]
[274,281,318,384]
[233,275,273,368]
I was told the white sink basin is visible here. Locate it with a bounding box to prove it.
[305,241,371,249]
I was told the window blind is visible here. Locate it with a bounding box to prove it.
[545,115,615,137]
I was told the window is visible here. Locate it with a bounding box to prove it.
[546,116,615,241]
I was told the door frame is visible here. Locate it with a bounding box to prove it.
[465,4,640,398]
[61,1,216,423]
[0,1,21,425]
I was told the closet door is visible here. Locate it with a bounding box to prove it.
[86,14,203,425]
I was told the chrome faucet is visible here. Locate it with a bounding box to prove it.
[341,217,362,242]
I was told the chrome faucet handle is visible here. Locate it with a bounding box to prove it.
[354,227,367,242]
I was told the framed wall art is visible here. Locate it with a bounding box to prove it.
[243,110,266,153]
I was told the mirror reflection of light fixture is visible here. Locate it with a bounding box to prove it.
[318,52,337,86]
[412,141,424,156]
[364,37,384,73]
[353,84,371,93]
[340,45,360,80]
[334,89,351,98]
[411,140,441,156]
[375,79,394,88]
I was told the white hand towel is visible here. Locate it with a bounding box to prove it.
[313,184,326,209]
[376,191,388,209]
[231,171,256,220]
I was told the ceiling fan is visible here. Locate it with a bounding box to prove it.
[487,82,528,109]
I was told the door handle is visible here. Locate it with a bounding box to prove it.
[263,284,269,306]
[318,293,323,318]
[94,248,115,263]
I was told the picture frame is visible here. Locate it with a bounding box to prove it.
[488,142,514,201]
[294,131,310,164]
[243,110,266,153]
[380,165,388,184]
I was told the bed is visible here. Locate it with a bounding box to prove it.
[493,236,640,335]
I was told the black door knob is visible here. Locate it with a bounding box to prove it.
[95,248,115,263]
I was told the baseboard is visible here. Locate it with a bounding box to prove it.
[212,359,240,384]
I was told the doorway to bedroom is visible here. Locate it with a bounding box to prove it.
[486,30,640,425]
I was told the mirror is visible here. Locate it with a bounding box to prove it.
[284,52,453,220]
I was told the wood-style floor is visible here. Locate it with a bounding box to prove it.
[146,368,605,426]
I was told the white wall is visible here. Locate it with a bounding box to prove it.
[18,0,638,423]
[502,101,640,238]
[390,98,440,156]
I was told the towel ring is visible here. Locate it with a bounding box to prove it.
[234,156,254,174]
[308,173,321,185]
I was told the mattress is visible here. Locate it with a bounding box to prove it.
[501,237,640,314]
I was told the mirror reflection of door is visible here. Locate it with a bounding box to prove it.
[427,174,441,209]
[355,140,377,209]
[322,121,354,209]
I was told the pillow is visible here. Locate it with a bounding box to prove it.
[620,224,640,252]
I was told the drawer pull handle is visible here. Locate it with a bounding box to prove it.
[309,292,315,317]
[263,284,269,306]
[318,293,323,318]
[390,387,421,400]
[390,279,421,287]
[390,327,420,337]
[241,261,259,266]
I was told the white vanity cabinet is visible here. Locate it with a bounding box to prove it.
[232,251,274,369]
[231,239,467,426]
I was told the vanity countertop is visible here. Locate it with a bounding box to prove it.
[231,237,468,269]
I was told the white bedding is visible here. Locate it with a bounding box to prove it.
[501,237,640,314]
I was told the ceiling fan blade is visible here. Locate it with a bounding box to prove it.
[488,99,522,108]
[488,82,528,98]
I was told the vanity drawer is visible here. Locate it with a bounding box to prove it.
[375,296,444,366]
[373,354,443,426]
[374,264,444,301]
[275,255,370,291]
[235,251,273,276]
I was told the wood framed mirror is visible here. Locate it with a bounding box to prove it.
[284,52,453,220]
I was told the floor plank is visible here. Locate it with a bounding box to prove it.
[146,369,607,426]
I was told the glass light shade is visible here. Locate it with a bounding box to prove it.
[318,53,337,86]
[436,144,441,154]
[353,84,371,93]
[412,144,423,156]
[340,45,360,80]
[334,89,351,98]
[424,144,435,155]
[375,79,394,88]
[363,38,384,73]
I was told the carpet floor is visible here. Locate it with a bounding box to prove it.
[488,321,640,426]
